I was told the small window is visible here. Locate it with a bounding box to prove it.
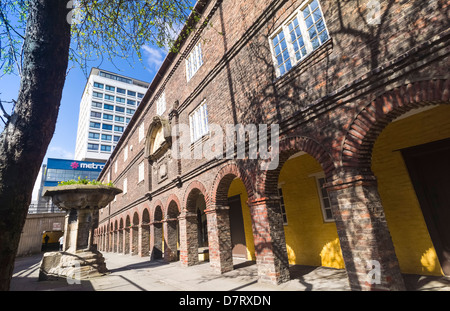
[116,96,125,103]
[101,145,112,152]
[117,88,126,94]
[105,94,114,101]
[90,111,101,118]
[127,90,136,97]
[92,101,102,108]
[138,161,145,183]
[90,122,101,129]
[156,92,166,115]
[102,124,112,131]
[88,143,99,151]
[93,82,104,89]
[186,41,203,81]
[315,176,333,222]
[278,187,288,225]
[137,93,144,99]
[104,104,114,110]
[126,108,135,115]
[139,122,145,143]
[189,101,209,143]
[113,135,120,142]
[101,134,112,141]
[88,132,100,139]
[114,125,124,132]
[105,85,115,92]
[115,116,124,122]
[103,114,113,120]
[92,91,103,99]
[127,99,135,106]
[115,106,125,113]
[123,178,127,194]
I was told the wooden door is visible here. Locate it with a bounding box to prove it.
[228,195,247,258]
[402,138,450,275]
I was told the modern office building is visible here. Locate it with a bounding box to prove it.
[37,158,106,208]
[74,68,149,162]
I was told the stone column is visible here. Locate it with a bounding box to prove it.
[164,218,179,262]
[326,173,405,291]
[178,211,199,267]
[205,206,233,274]
[248,197,290,285]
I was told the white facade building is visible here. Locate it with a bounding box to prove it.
[75,68,149,162]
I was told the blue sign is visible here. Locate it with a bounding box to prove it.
[47,158,105,172]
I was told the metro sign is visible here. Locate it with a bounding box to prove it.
[70,161,104,170]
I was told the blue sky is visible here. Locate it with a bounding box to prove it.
[0,45,167,201]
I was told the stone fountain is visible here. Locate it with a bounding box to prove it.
[39,184,122,281]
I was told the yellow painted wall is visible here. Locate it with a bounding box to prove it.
[226,155,345,268]
[278,153,344,269]
[372,105,450,276]
[227,179,256,260]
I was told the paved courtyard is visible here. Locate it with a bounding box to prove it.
[10,252,450,292]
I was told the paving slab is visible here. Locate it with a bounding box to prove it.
[10,251,450,292]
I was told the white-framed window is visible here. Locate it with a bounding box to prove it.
[138,161,145,183]
[124,145,128,161]
[189,101,209,143]
[123,178,127,194]
[185,41,203,81]
[114,161,118,174]
[269,0,329,77]
[313,173,333,222]
[278,187,288,225]
[156,91,166,115]
[139,122,145,143]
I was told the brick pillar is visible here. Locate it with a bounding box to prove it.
[164,218,179,262]
[326,174,405,291]
[206,206,233,274]
[248,197,290,285]
[178,211,199,267]
[140,223,150,257]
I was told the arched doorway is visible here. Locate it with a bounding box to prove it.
[151,205,163,260]
[132,212,139,255]
[141,209,150,257]
[180,182,209,267]
[125,215,131,254]
[165,200,180,262]
[118,218,124,253]
[371,105,450,276]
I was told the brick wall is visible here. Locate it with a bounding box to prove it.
[96,0,450,290]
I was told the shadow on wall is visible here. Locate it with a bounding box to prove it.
[320,238,345,269]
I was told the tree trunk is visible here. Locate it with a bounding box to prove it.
[0,0,71,290]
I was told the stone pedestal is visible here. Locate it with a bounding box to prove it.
[39,184,122,281]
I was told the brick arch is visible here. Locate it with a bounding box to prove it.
[165,193,181,217]
[132,211,140,226]
[259,134,336,198]
[152,199,164,222]
[182,180,209,213]
[142,207,151,224]
[210,162,254,207]
[341,79,450,170]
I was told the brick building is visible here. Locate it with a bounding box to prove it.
[94,0,450,291]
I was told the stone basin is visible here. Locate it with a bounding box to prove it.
[39,184,122,281]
